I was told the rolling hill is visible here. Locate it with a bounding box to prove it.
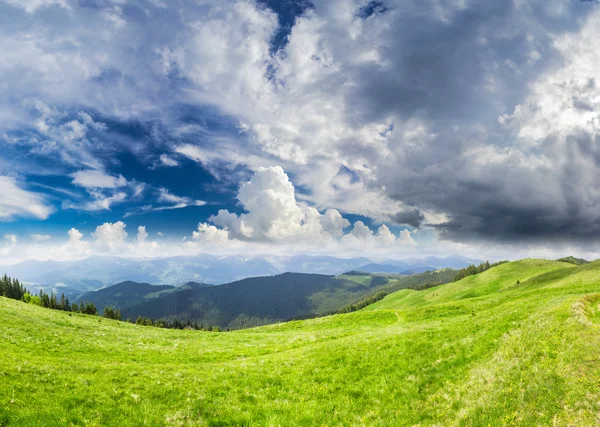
[4,258,600,424]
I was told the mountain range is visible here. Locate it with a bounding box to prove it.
[76,269,458,329]
[0,254,481,298]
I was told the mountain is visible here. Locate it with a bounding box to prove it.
[121,272,398,329]
[0,254,480,294]
[353,263,409,274]
[76,280,214,311]
[75,281,177,311]
[4,258,600,425]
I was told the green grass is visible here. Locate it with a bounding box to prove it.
[3,258,600,425]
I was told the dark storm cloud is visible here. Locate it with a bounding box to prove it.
[391,208,424,229]
[329,0,600,243]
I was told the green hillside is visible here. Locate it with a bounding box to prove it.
[3,258,600,425]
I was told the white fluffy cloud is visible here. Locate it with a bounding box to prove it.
[204,166,415,249]
[137,226,148,244]
[92,221,128,250]
[209,166,351,242]
[192,223,229,243]
[63,227,89,254]
[341,222,416,248]
[0,176,53,220]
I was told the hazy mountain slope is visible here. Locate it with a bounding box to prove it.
[353,263,412,274]
[1,254,480,292]
[3,258,600,425]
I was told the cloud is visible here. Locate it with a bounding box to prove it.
[204,166,414,249]
[192,223,229,243]
[1,0,599,252]
[157,188,204,207]
[62,227,89,254]
[159,154,179,167]
[137,226,148,244]
[341,222,416,248]
[64,192,128,212]
[4,234,17,245]
[392,208,425,229]
[3,0,68,13]
[71,170,127,189]
[92,221,128,250]
[31,234,51,242]
[209,166,350,242]
[124,188,206,217]
[0,176,53,220]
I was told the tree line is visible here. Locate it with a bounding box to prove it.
[452,260,509,282]
[133,315,222,331]
[0,273,221,331]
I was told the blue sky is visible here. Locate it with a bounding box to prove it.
[1,0,600,262]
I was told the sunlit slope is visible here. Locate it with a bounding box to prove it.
[364,258,573,310]
[2,259,600,425]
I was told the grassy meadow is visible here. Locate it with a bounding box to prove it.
[2,259,600,425]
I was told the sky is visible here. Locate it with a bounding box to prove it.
[1,0,600,263]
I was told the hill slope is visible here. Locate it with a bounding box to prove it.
[3,258,600,425]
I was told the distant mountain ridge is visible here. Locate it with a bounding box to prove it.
[75,280,213,310]
[106,272,398,329]
[1,254,481,298]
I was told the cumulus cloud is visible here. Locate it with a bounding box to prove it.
[192,223,229,243]
[0,176,53,221]
[137,226,148,245]
[202,166,414,249]
[92,222,128,250]
[63,227,89,254]
[342,222,416,248]
[209,166,351,242]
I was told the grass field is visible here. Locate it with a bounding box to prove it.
[3,258,600,425]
